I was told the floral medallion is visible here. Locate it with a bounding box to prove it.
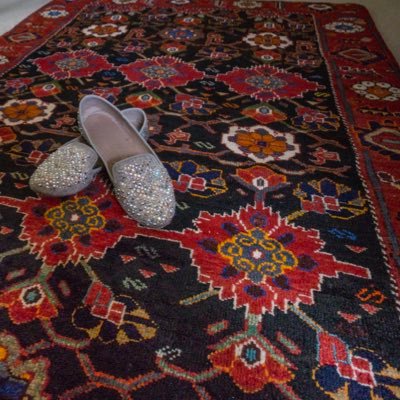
[82,24,128,37]
[324,21,364,33]
[243,32,293,50]
[40,8,69,18]
[33,49,113,80]
[118,56,204,90]
[180,203,370,315]
[217,65,319,102]
[352,81,400,102]
[222,125,299,163]
[0,178,140,266]
[0,98,55,126]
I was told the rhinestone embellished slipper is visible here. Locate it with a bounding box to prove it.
[29,106,149,197]
[78,95,175,228]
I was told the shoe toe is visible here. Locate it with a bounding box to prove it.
[29,141,98,197]
[113,154,175,228]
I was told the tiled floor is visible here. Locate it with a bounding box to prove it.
[0,0,399,64]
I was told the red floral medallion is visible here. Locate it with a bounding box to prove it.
[118,56,204,90]
[180,203,370,315]
[217,65,320,101]
[33,49,113,80]
[0,178,140,266]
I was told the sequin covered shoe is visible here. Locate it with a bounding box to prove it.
[29,106,149,197]
[78,95,175,228]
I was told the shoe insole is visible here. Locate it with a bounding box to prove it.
[84,111,149,169]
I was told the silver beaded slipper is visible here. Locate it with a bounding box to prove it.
[29,106,149,197]
[79,95,175,228]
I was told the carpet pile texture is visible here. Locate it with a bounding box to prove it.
[0,1,399,399]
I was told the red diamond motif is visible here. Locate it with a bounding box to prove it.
[338,311,360,323]
[161,264,179,273]
[120,255,136,264]
[0,226,13,234]
[360,304,380,315]
[139,269,156,279]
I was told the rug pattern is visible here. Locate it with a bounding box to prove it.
[0,1,399,399]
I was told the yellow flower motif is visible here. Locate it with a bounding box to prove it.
[218,228,298,282]
[45,197,105,240]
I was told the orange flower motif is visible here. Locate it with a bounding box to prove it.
[3,103,43,121]
[367,86,392,99]
[93,25,118,35]
[236,130,288,156]
[254,34,281,47]
[243,32,293,50]
[223,125,299,163]
[0,99,55,126]
[352,81,400,102]
[82,23,127,37]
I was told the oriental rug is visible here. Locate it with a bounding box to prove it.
[0,1,399,399]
